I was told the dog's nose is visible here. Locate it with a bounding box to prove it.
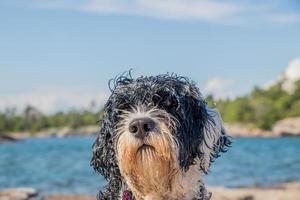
[128,117,155,138]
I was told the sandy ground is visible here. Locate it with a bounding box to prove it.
[46,182,300,200]
[47,195,95,200]
[210,182,300,200]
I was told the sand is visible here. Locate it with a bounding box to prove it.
[46,182,300,200]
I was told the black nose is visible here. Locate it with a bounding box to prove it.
[128,117,155,139]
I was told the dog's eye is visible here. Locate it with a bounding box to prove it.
[163,97,178,109]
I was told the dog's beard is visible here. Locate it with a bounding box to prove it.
[115,107,179,198]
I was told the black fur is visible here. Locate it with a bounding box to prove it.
[91,73,231,199]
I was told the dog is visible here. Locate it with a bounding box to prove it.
[91,73,231,200]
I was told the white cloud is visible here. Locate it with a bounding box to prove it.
[0,86,108,114]
[202,77,235,99]
[268,13,300,24]
[263,77,281,90]
[26,0,300,25]
[263,58,300,92]
[29,0,298,24]
[82,0,243,21]
[282,58,300,92]
[284,58,300,82]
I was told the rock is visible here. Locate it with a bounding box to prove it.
[273,117,300,136]
[0,188,44,200]
[34,127,72,138]
[0,133,30,144]
[71,126,98,136]
[224,123,273,137]
[0,132,30,144]
[0,135,18,144]
[34,126,98,138]
[0,125,99,144]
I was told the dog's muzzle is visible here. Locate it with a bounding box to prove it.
[128,117,156,139]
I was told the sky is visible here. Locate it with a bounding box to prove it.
[0,0,300,113]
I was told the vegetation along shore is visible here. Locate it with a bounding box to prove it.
[1,80,300,143]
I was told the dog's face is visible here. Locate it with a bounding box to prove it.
[91,74,231,199]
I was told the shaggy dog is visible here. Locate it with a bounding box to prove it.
[91,73,231,200]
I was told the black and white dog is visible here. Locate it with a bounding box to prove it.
[91,73,231,200]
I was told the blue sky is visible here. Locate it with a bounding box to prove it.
[0,0,300,113]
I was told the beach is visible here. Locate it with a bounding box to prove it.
[47,182,300,200]
[210,182,300,200]
[2,182,299,200]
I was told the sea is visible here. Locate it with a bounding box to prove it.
[0,136,300,195]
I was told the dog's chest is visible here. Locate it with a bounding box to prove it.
[166,165,204,200]
[123,165,205,200]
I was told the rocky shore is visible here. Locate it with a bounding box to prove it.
[0,125,99,144]
[1,117,300,144]
[1,182,299,200]
[224,123,273,137]
[225,117,300,137]
[0,188,44,200]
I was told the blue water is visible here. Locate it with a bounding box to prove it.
[0,136,300,194]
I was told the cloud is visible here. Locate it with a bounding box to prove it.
[268,13,300,24]
[27,0,300,25]
[282,58,300,92]
[202,77,235,99]
[263,58,300,92]
[0,86,108,114]
[28,0,286,24]
[283,58,300,81]
[81,0,244,21]
[28,0,300,24]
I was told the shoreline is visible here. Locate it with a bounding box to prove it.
[0,125,99,144]
[1,131,298,145]
[1,118,300,144]
[2,182,299,200]
[1,129,299,144]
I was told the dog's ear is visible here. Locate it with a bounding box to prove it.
[91,99,122,198]
[199,106,231,173]
[91,102,116,177]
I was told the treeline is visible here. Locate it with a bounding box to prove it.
[0,106,102,134]
[1,80,300,134]
[207,80,300,130]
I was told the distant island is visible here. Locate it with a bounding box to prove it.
[1,80,300,143]
[0,106,102,143]
[207,79,300,137]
